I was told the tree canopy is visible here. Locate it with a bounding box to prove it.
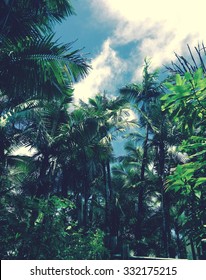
[0,0,206,260]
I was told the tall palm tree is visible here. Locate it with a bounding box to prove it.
[0,0,90,181]
[113,139,165,256]
[146,99,183,257]
[84,94,131,234]
[120,61,162,255]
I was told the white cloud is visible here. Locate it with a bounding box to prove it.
[74,39,127,103]
[89,0,206,79]
[90,0,205,40]
[74,0,206,102]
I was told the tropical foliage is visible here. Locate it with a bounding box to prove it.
[0,0,206,260]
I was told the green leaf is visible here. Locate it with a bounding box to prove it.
[194,68,203,83]
[185,72,192,81]
[175,74,183,85]
[194,177,206,187]
[194,189,201,199]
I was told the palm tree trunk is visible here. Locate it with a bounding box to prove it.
[89,194,95,224]
[36,152,50,197]
[174,221,184,258]
[190,238,197,260]
[0,140,5,178]
[161,188,170,257]
[77,193,84,227]
[158,136,172,257]
[0,130,6,179]
[102,161,109,231]
[107,159,119,237]
[103,160,119,253]
[82,150,90,229]
[135,125,149,254]
[62,165,69,197]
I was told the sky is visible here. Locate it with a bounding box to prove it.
[54,0,206,104]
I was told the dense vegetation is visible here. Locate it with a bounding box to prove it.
[0,0,206,260]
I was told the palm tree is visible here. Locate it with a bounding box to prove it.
[146,99,183,257]
[0,0,90,184]
[113,139,165,256]
[85,94,131,234]
[120,61,162,255]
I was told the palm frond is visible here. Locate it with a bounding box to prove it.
[0,0,75,38]
[166,43,206,75]
[0,35,90,101]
